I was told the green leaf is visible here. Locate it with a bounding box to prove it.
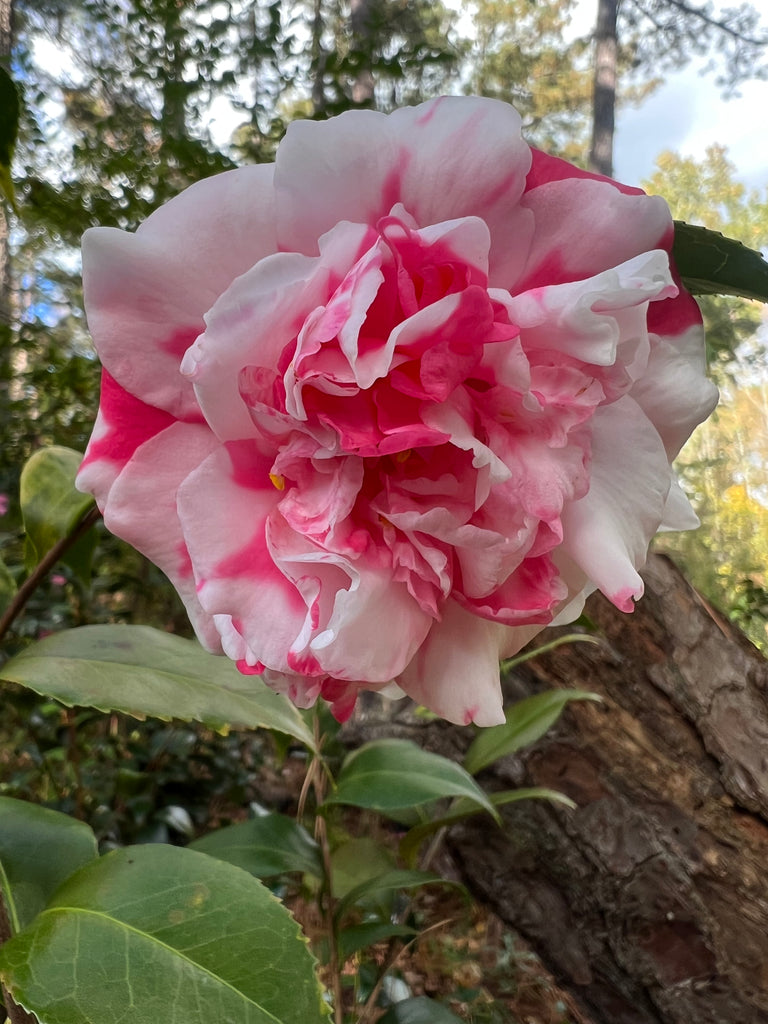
[399,787,575,866]
[673,221,768,303]
[463,689,601,776]
[189,813,323,879]
[501,631,601,671]
[330,837,396,903]
[325,739,497,819]
[0,624,316,749]
[20,447,96,580]
[0,798,98,934]
[0,553,16,616]
[378,996,464,1023]
[337,922,417,961]
[0,66,19,214]
[334,869,454,924]
[0,845,327,1024]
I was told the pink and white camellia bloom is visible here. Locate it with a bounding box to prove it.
[76,96,717,726]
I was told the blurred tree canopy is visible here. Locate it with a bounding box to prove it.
[646,147,768,646]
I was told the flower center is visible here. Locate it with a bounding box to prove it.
[237,210,597,627]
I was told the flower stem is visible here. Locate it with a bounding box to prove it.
[310,715,344,1024]
[0,504,101,645]
[0,896,37,1024]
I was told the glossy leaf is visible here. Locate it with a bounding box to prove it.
[463,689,601,776]
[378,996,464,1023]
[19,447,96,580]
[0,624,315,748]
[338,922,417,960]
[334,869,454,923]
[0,797,98,934]
[331,837,396,903]
[0,845,327,1024]
[0,553,16,616]
[673,221,768,303]
[502,631,600,670]
[190,813,323,878]
[326,739,497,819]
[399,787,575,866]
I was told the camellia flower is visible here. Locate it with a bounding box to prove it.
[76,97,717,726]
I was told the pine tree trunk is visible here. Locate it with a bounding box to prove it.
[349,0,376,105]
[447,554,768,1024]
[311,0,327,117]
[589,0,618,176]
[0,0,14,429]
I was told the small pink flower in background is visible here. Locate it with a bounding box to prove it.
[76,97,717,726]
[51,574,67,587]
[0,494,8,517]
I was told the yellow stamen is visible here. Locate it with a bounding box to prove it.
[395,448,412,463]
[269,473,286,491]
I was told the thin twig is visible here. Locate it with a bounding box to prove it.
[0,896,38,1024]
[0,505,101,645]
[356,815,455,1021]
[1,986,38,1024]
[356,918,455,1024]
[309,715,344,1024]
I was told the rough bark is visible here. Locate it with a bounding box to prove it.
[589,0,618,176]
[447,554,768,1024]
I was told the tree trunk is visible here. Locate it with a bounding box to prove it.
[310,0,327,117]
[589,0,618,176]
[447,554,768,1024]
[349,0,376,105]
[0,0,14,435]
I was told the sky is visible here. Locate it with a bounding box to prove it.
[568,0,768,190]
[615,64,768,190]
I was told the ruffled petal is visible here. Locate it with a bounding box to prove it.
[76,371,177,508]
[182,221,376,441]
[268,514,433,682]
[82,165,277,419]
[504,249,676,368]
[560,397,671,611]
[396,600,508,726]
[517,176,672,293]
[630,325,719,459]
[275,96,534,287]
[176,442,310,672]
[97,421,222,650]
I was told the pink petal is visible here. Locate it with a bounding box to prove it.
[560,397,672,611]
[183,221,376,441]
[176,442,310,673]
[526,148,645,197]
[82,165,277,420]
[517,177,672,294]
[504,250,677,368]
[629,325,718,460]
[275,96,534,288]
[76,370,177,508]
[659,477,700,532]
[277,454,364,540]
[456,554,567,627]
[97,421,223,651]
[268,514,433,682]
[396,600,510,726]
